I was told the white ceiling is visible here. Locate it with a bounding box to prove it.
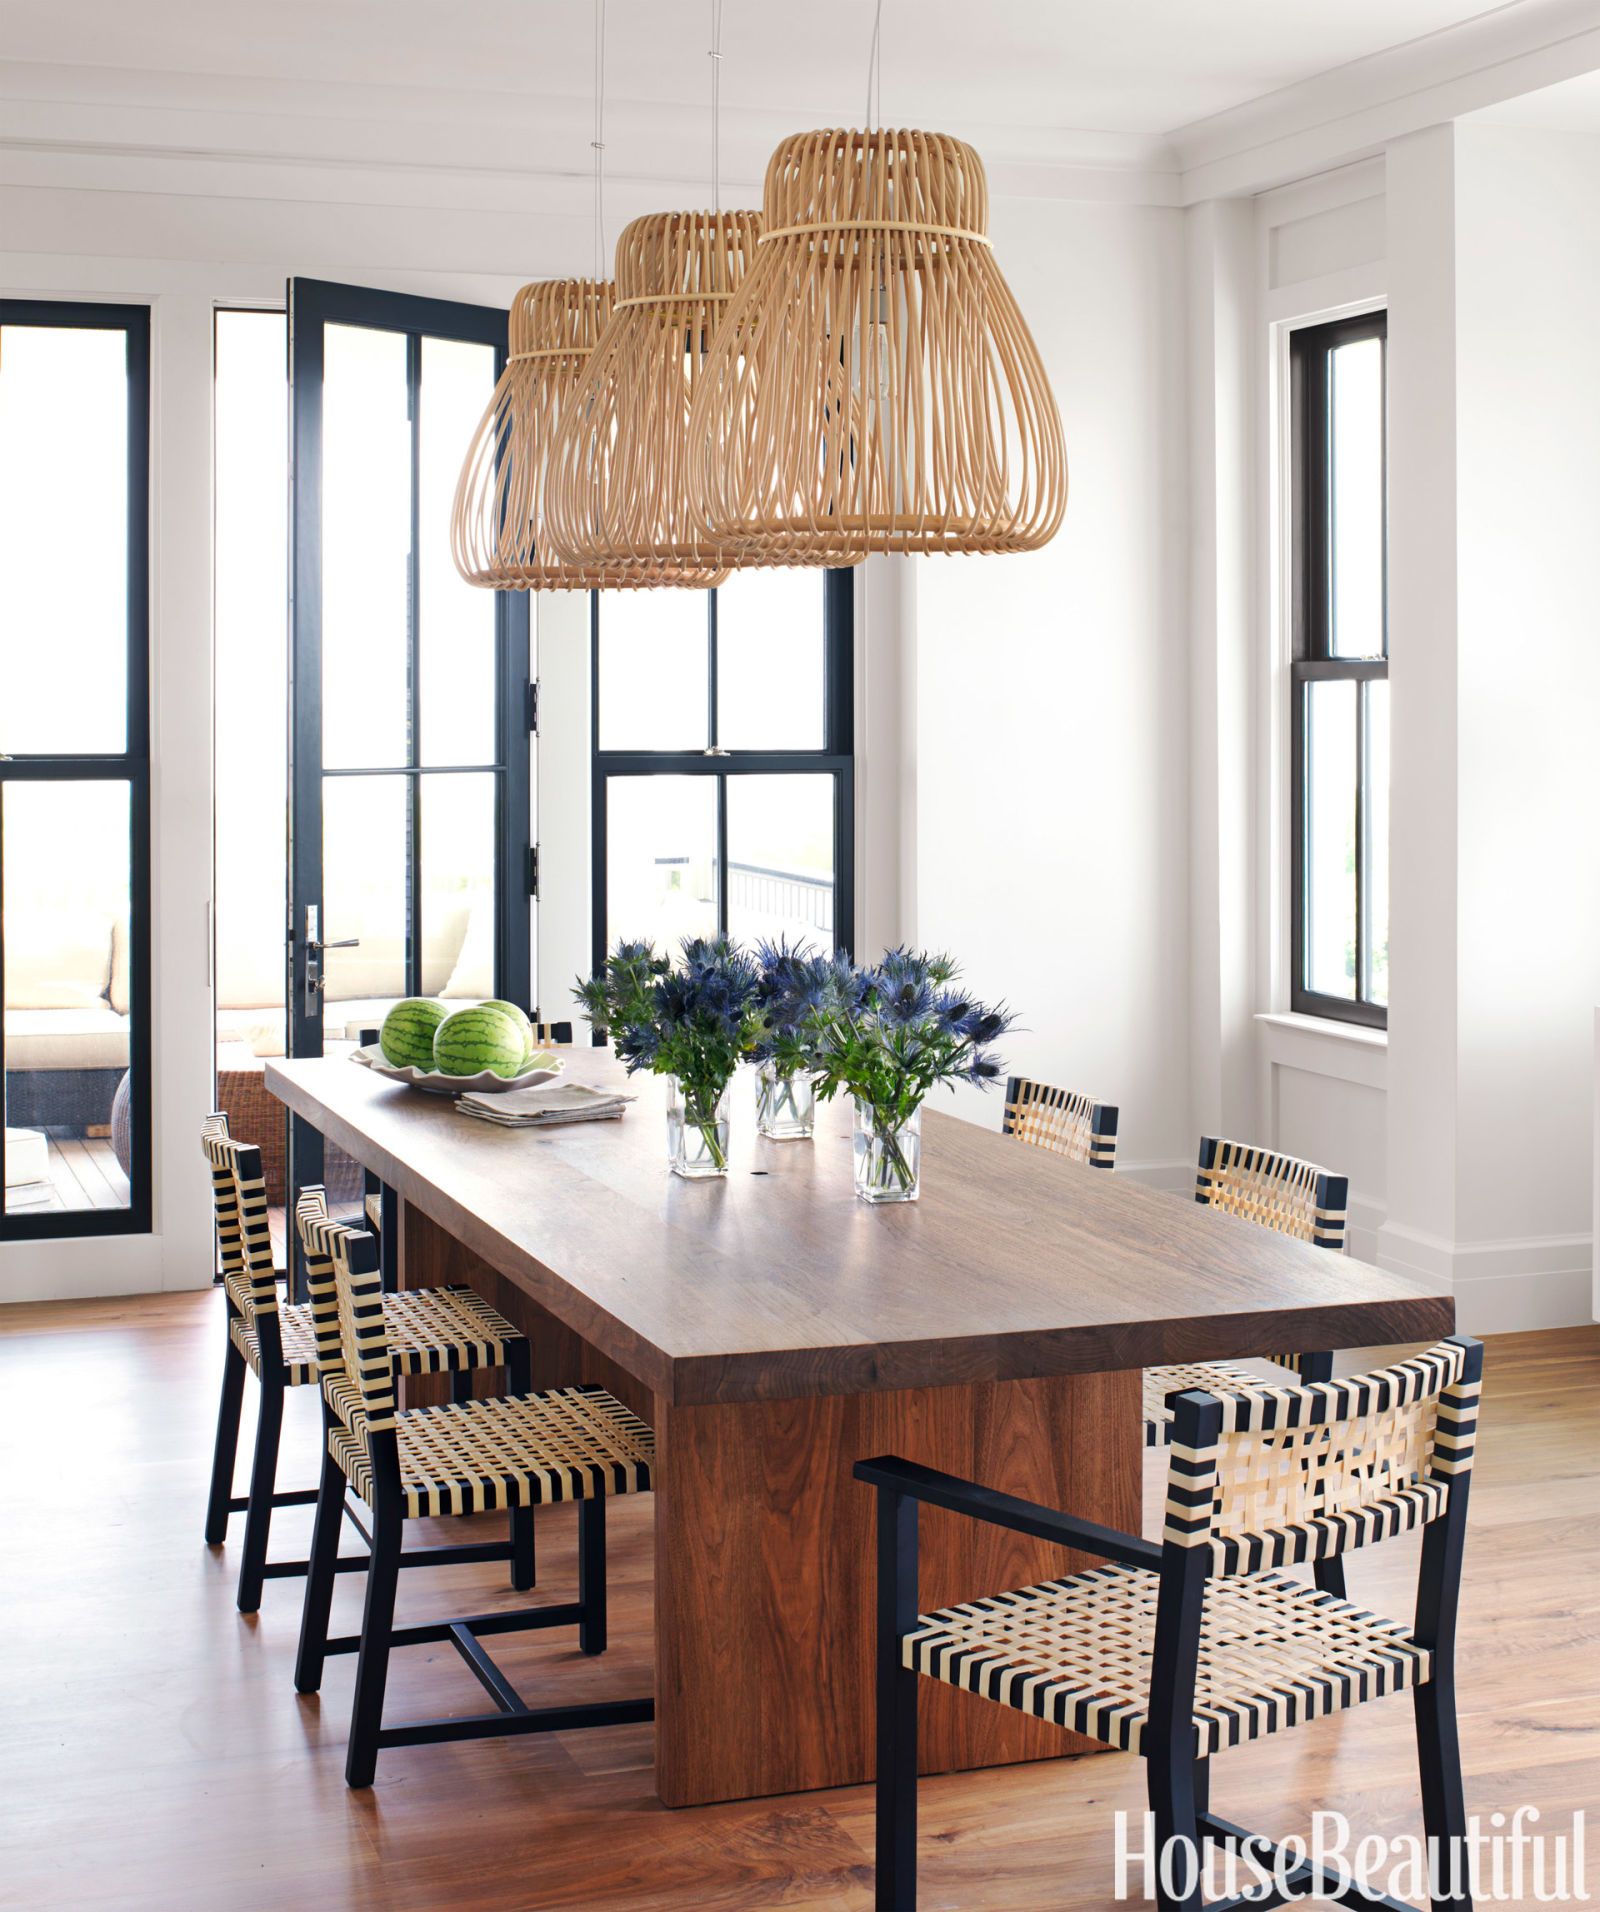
[0,0,1545,142]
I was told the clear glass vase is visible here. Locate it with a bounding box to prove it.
[853,1099,922,1203]
[755,1061,817,1141]
[666,1076,731,1179]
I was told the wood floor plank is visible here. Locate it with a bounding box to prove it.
[0,1299,1592,1909]
[54,1136,124,1210]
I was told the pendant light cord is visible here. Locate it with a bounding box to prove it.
[592,0,608,279]
[709,0,724,213]
[866,0,883,129]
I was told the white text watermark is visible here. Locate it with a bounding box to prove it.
[1113,1808,1590,1903]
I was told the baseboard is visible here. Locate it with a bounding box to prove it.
[1377,1219,1595,1335]
[1118,1159,1193,1194]
[1346,1197,1385,1267]
[0,1239,213,1307]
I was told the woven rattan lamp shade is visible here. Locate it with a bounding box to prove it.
[450,279,719,591]
[542,210,761,581]
[686,128,1067,564]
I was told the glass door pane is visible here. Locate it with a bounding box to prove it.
[716,569,826,749]
[425,773,497,1002]
[1303,679,1357,1001]
[322,324,410,772]
[605,775,719,952]
[215,310,289,1084]
[419,337,498,767]
[4,781,134,1217]
[0,326,128,755]
[726,774,835,952]
[597,590,710,750]
[1328,336,1385,659]
[1363,680,1390,1007]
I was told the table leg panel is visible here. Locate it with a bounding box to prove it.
[653,1367,1141,1807]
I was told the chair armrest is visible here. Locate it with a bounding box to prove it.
[853,1455,1161,1572]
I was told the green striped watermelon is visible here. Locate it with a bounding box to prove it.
[433,1004,527,1079]
[480,999,534,1061]
[379,997,449,1070]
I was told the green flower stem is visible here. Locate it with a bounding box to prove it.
[679,1084,730,1171]
[861,1108,919,1193]
[876,1127,916,1192]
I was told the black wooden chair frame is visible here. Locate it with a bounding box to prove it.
[295,1227,652,1790]
[857,1335,1483,1912]
[202,1138,534,1612]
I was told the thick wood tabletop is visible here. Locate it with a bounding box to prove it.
[267,1054,1454,1407]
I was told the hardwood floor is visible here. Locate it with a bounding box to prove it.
[0,1295,1593,1910]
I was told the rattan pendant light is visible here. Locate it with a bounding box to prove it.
[449,0,721,591]
[685,124,1067,564]
[542,207,761,581]
[450,278,620,589]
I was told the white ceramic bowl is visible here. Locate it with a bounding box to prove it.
[351,1043,565,1097]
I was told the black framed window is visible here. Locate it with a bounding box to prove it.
[0,301,152,1237]
[591,568,854,973]
[1290,310,1388,1027]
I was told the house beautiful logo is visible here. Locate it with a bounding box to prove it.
[1114,1808,1590,1903]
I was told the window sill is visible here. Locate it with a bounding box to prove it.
[1254,1011,1387,1090]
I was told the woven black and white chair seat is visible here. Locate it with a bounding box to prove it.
[323,1377,655,1517]
[221,1270,522,1390]
[908,1565,1429,1756]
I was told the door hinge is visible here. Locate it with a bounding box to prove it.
[527,845,540,897]
[526,680,539,734]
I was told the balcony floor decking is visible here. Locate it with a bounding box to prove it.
[5,1135,130,1216]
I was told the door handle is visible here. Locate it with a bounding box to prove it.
[302,911,361,1016]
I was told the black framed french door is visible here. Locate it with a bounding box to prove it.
[286,279,531,1206]
[0,301,152,1240]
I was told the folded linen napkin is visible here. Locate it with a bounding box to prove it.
[456,1082,633,1128]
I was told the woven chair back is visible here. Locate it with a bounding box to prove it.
[1164,1340,1480,1576]
[1195,1136,1348,1250]
[1002,1076,1117,1169]
[200,1112,277,1322]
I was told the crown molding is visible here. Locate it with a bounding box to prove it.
[7,4,1599,239]
[0,60,1181,213]
[1171,0,1600,202]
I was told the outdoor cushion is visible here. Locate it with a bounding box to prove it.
[2,1006,130,1072]
[5,913,114,1011]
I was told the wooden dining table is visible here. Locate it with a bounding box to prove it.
[266,1052,1455,1808]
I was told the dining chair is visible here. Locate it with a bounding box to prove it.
[1002,1075,1118,1168]
[1147,1136,1352,1596]
[293,1211,655,1788]
[857,1336,1483,1912]
[1144,1140,1349,1449]
[201,1114,534,1611]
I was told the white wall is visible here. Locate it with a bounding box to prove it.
[914,197,1193,1179]
[1450,122,1600,1323]
[1363,121,1597,1330]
